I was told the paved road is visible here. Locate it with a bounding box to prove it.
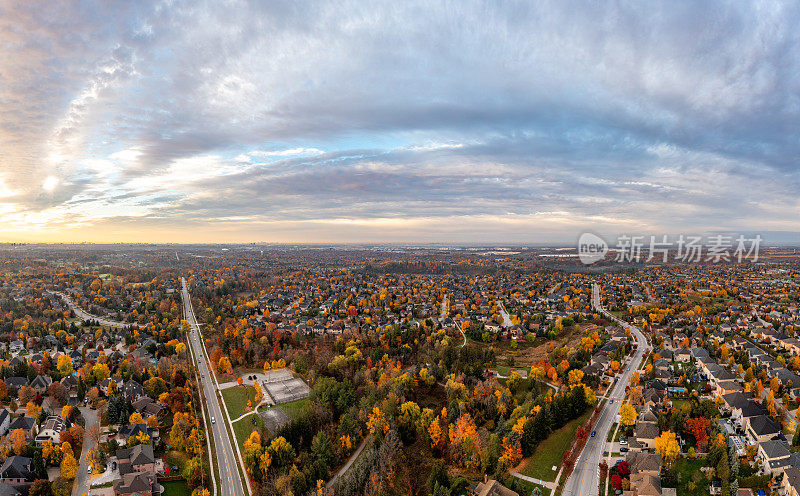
[51,292,131,329]
[181,279,247,496]
[73,407,99,496]
[561,283,651,496]
[441,295,467,347]
[498,303,513,327]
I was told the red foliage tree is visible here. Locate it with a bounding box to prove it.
[683,417,711,450]
[610,474,622,490]
[616,460,629,478]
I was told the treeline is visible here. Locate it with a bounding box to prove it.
[519,385,589,456]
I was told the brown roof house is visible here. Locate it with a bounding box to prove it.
[473,477,518,496]
[113,443,161,496]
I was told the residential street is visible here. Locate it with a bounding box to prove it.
[73,407,99,496]
[50,292,130,329]
[561,283,651,496]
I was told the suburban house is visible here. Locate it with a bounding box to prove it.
[747,415,781,444]
[473,477,518,496]
[0,457,34,486]
[757,439,800,475]
[116,444,156,474]
[113,472,161,496]
[30,375,52,395]
[35,416,68,446]
[122,380,145,402]
[113,443,161,496]
[131,397,164,419]
[117,424,158,445]
[783,467,800,496]
[633,421,660,451]
[8,417,36,440]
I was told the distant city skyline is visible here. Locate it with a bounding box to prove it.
[2,1,799,243]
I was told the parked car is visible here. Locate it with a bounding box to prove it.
[619,437,627,445]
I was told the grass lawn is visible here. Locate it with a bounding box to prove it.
[666,458,707,496]
[512,477,549,496]
[232,416,255,447]
[161,480,191,496]
[232,415,263,449]
[221,385,258,419]
[165,450,191,474]
[672,399,692,411]
[278,397,310,419]
[519,408,593,482]
[606,423,618,441]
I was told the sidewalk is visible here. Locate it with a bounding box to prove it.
[509,471,556,490]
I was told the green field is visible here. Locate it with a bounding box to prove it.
[512,478,549,496]
[221,385,258,419]
[232,415,260,449]
[161,480,191,496]
[278,397,310,418]
[665,458,707,496]
[519,408,593,482]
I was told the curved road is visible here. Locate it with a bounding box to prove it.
[561,283,651,496]
[50,291,132,328]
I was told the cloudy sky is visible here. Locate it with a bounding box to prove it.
[1,1,799,244]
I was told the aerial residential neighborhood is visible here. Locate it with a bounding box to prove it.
[0,246,794,496]
[2,1,798,496]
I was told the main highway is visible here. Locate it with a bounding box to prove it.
[181,278,247,496]
[561,283,651,496]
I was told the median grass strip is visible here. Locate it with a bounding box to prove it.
[606,423,618,441]
[518,408,594,482]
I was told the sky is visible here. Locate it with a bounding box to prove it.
[1,1,799,244]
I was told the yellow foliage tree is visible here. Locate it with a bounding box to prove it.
[61,450,78,479]
[129,412,144,425]
[244,431,261,453]
[10,429,26,455]
[57,355,74,376]
[26,402,41,419]
[568,369,584,386]
[619,403,636,426]
[367,406,389,436]
[654,431,680,466]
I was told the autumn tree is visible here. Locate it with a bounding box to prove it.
[684,417,711,450]
[507,371,521,393]
[10,429,26,455]
[217,356,233,375]
[619,403,636,427]
[654,431,680,466]
[61,444,78,479]
[57,355,73,376]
